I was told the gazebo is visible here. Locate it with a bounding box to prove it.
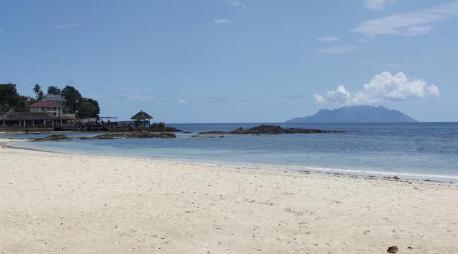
[131,110,153,127]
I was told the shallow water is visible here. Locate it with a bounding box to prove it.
[5,122,458,178]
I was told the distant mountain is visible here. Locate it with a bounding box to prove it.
[286,106,417,123]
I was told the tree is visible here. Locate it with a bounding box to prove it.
[33,84,44,100]
[76,98,100,119]
[15,96,30,112]
[0,84,17,112]
[62,85,82,113]
[0,83,31,112]
[47,86,61,95]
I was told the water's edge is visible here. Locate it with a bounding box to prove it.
[7,139,458,185]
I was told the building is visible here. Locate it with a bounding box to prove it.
[30,94,75,120]
[1,94,76,130]
[30,94,67,117]
[131,110,153,127]
[0,110,57,129]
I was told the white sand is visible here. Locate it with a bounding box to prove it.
[1,142,458,253]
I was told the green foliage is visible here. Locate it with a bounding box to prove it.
[45,85,100,118]
[33,84,44,100]
[47,86,61,95]
[77,98,100,119]
[61,86,100,118]
[1,83,100,118]
[0,83,31,112]
[62,85,82,113]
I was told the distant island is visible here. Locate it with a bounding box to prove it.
[286,106,417,123]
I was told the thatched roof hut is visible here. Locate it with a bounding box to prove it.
[131,111,153,122]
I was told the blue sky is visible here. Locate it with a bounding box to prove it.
[1,0,457,122]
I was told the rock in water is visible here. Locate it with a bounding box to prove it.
[387,246,399,253]
[33,134,71,142]
[80,132,176,140]
[199,125,342,135]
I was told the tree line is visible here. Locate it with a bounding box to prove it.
[1,83,100,118]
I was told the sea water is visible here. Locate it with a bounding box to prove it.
[5,123,458,179]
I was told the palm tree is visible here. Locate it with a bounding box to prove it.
[33,84,44,100]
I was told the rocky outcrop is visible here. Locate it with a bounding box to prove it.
[32,134,72,142]
[80,132,176,140]
[199,125,341,135]
[101,123,184,133]
[150,123,183,133]
[33,131,177,142]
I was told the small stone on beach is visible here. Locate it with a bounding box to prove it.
[387,246,399,253]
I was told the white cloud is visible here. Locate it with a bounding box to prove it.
[213,19,231,25]
[56,23,80,29]
[224,0,246,8]
[317,46,358,55]
[314,94,326,104]
[353,1,458,36]
[315,72,440,106]
[316,36,341,42]
[177,99,187,104]
[365,0,395,10]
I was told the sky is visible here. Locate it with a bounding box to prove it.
[0,0,457,122]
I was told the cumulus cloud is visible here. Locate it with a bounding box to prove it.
[315,72,440,106]
[213,18,231,25]
[353,1,458,36]
[365,0,395,10]
[314,94,326,104]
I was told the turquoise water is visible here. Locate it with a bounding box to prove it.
[5,123,458,179]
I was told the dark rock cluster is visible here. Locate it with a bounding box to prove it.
[33,132,176,142]
[86,132,176,139]
[32,134,71,142]
[150,123,183,133]
[199,125,341,135]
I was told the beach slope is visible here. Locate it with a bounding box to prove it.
[1,144,457,253]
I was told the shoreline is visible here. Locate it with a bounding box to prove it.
[1,139,458,253]
[3,138,458,186]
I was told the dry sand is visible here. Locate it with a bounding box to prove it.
[1,141,458,253]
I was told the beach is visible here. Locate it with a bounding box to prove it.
[1,140,458,253]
